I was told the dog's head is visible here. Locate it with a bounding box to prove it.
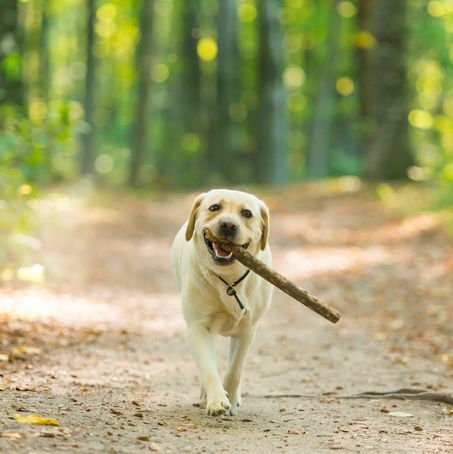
[185,189,269,270]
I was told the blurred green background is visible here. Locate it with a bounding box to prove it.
[1,0,453,269]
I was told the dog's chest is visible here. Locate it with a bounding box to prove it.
[207,307,250,336]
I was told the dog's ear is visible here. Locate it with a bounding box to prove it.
[185,193,205,241]
[259,200,270,250]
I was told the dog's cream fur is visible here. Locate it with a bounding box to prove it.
[171,189,273,416]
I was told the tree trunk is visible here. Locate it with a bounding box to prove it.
[356,0,374,155]
[216,0,240,183]
[39,0,50,103]
[128,0,154,187]
[307,0,341,179]
[363,0,413,179]
[0,0,24,107]
[80,0,97,175]
[180,0,201,136]
[256,0,288,185]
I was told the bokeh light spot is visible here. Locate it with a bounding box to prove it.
[407,166,426,181]
[18,184,32,196]
[336,77,354,96]
[96,3,116,21]
[95,154,114,174]
[151,63,169,83]
[355,31,376,49]
[182,133,201,154]
[408,109,433,130]
[285,34,302,53]
[337,1,357,18]
[238,4,257,22]
[427,1,445,16]
[283,66,305,89]
[197,38,218,61]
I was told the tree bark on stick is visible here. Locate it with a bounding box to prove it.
[203,228,341,324]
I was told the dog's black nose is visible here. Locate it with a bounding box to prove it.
[218,219,238,237]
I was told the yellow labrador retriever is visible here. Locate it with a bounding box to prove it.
[171,189,273,416]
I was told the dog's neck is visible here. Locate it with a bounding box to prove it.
[206,263,249,283]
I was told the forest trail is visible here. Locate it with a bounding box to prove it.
[1,183,451,453]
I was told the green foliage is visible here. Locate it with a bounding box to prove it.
[0,0,452,189]
[0,104,75,270]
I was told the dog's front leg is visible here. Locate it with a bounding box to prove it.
[223,326,257,415]
[187,324,231,416]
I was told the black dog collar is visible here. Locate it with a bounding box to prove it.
[215,270,250,311]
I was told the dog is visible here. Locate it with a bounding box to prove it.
[171,189,273,416]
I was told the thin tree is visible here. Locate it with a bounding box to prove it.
[256,0,288,184]
[307,0,341,179]
[0,0,23,107]
[216,0,240,182]
[39,0,50,103]
[128,0,154,187]
[356,0,374,155]
[363,0,413,179]
[80,0,97,175]
[163,0,201,185]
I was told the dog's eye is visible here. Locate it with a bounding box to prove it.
[241,209,253,218]
[209,204,221,212]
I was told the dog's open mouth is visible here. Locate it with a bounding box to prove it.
[203,234,249,265]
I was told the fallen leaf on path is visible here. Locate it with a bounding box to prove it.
[0,354,9,362]
[0,380,12,391]
[288,428,305,435]
[11,346,41,358]
[388,411,414,418]
[137,435,150,441]
[14,414,59,426]
[0,432,23,439]
[149,443,160,452]
[440,353,453,367]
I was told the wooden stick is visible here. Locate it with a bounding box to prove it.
[203,228,341,324]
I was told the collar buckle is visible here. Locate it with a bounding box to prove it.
[215,270,250,312]
[226,286,236,296]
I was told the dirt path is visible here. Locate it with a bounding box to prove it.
[1,184,452,453]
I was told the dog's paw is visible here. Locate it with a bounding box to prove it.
[225,394,241,415]
[227,403,238,416]
[205,397,231,417]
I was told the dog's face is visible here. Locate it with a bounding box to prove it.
[185,189,269,270]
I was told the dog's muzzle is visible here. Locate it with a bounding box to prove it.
[203,233,249,266]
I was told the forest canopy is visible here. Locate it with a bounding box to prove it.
[0,0,452,189]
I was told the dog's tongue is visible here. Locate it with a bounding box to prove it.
[213,243,232,258]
